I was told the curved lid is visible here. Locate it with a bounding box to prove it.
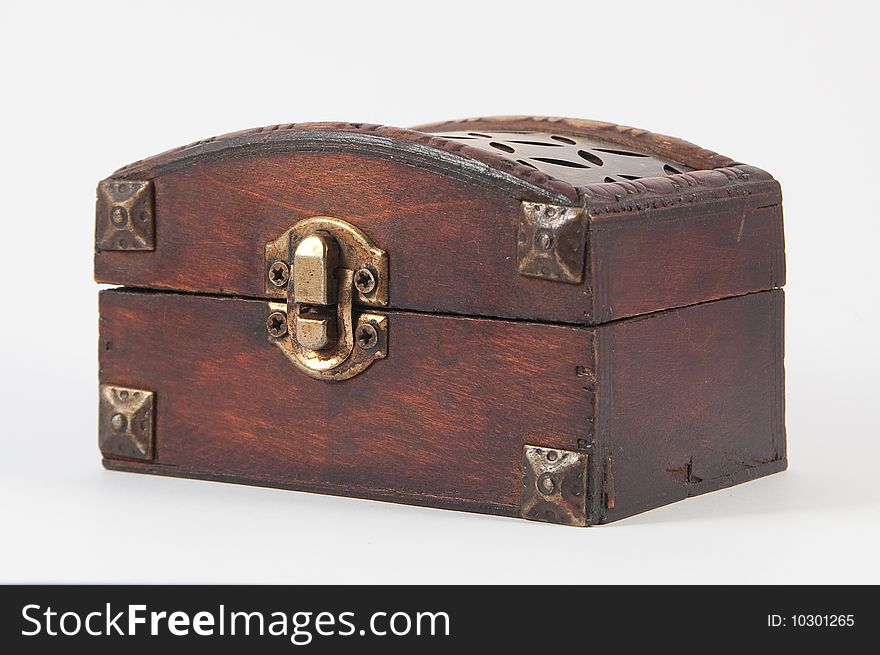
[96,116,781,325]
[112,116,741,206]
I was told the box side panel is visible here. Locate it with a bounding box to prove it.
[95,151,593,324]
[593,290,786,524]
[590,190,785,323]
[98,290,595,517]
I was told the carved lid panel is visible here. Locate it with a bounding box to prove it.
[427,130,691,186]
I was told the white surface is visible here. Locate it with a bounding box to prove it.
[1,0,878,584]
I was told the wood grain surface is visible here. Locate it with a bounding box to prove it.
[99,288,785,523]
[95,117,786,524]
[96,150,598,324]
[99,289,596,516]
[589,186,784,323]
[95,147,783,325]
[591,290,787,523]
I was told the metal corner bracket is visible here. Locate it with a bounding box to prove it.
[99,384,155,460]
[95,179,155,251]
[517,202,587,283]
[521,444,588,526]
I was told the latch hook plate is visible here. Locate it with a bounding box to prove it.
[265,217,389,382]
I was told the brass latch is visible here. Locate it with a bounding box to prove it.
[264,217,388,381]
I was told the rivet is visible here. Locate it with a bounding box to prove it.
[110,413,127,432]
[110,205,128,227]
[540,476,556,494]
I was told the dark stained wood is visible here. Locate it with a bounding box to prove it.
[591,290,787,523]
[95,117,787,524]
[589,186,785,323]
[111,121,581,203]
[95,151,597,324]
[99,287,785,524]
[95,138,783,325]
[99,289,596,515]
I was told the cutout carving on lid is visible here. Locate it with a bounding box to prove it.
[428,130,692,186]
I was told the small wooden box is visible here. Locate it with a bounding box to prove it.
[95,116,786,526]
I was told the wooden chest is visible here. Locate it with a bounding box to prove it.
[94,116,786,526]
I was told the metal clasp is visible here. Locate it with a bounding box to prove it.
[264,217,388,381]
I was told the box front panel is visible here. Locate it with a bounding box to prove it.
[99,290,595,517]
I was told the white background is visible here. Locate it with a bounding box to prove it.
[1,0,877,584]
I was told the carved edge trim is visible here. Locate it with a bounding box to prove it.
[582,165,780,218]
[110,123,580,205]
[415,118,781,217]
[412,115,739,172]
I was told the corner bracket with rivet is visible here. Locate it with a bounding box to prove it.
[99,384,155,460]
[95,179,155,251]
[521,444,588,526]
[517,202,588,283]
